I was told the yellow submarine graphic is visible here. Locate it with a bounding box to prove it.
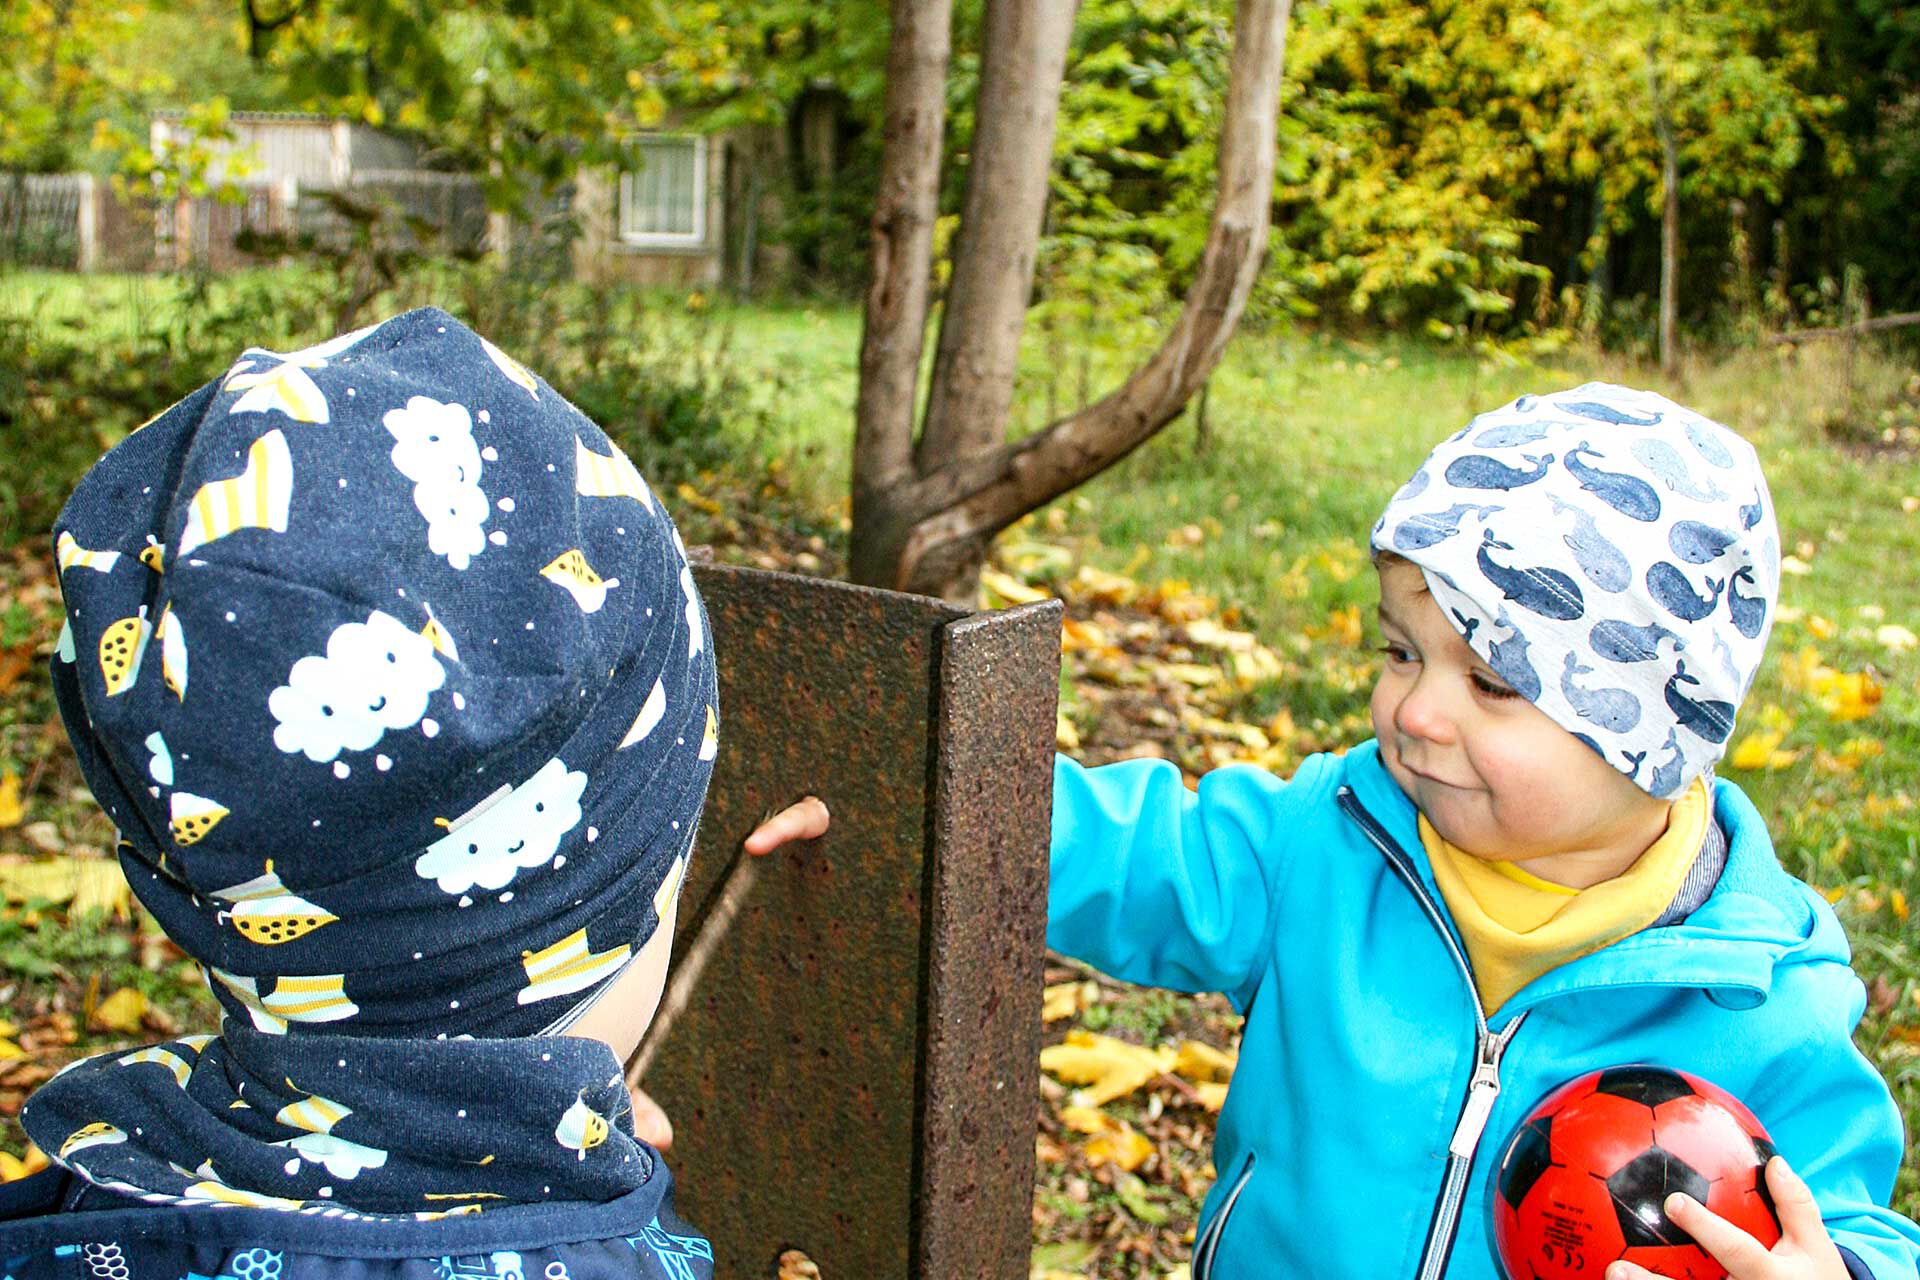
[698,705,718,762]
[421,603,460,662]
[517,929,630,1007]
[58,1121,127,1159]
[619,678,666,749]
[178,429,294,556]
[573,437,654,509]
[98,607,152,698]
[55,531,120,575]
[554,1092,610,1161]
[156,604,188,699]
[177,1159,307,1210]
[481,337,540,400]
[213,861,338,946]
[653,854,686,920]
[169,791,229,846]
[540,549,618,614]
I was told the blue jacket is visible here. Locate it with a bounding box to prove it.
[0,1168,712,1280]
[1049,740,1920,1279]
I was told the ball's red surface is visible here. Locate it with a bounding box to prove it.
[1490,1065,1781,1280]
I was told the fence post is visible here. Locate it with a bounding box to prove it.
[75,174,98,272]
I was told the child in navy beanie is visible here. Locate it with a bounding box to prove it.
[0,309,720,1280]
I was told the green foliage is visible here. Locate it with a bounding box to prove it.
[0,0,160,172]
[0,265,762,545]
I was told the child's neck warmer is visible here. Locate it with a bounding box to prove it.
[21,1026,649,1215]
[32,308,717,1210]
[1371,383,1780,799]
[1421,776,1713,1012]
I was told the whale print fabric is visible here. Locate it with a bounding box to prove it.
[29,310,718,1217]
[1373,382,1780,798]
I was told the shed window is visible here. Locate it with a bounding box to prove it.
[618,135,705,246]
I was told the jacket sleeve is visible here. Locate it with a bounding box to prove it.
[1047,751,1333,1006]
[1747,951,1920,1278]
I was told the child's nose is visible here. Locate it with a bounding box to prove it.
[1394,677,1455,745]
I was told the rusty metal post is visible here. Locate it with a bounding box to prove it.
[645,564,1060,1279]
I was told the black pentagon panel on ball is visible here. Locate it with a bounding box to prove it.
[1607,1146,1712,1248]
[1499,1116,1558,1210]
[1594,1064,1696,1109]
[1752,1134,1779,1215]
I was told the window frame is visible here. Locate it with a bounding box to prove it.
[616,133,708,249]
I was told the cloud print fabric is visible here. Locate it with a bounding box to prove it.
[26,308,718,1217]
[1372,382,1780,799]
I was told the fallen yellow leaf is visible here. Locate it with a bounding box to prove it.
[1042,980,1098,1025]
[1084,1125,1154,1172]
[1808,614,1838,639]
[979,567,1052,608]
[1040,1030,1176,1106]
[1055,710,1081,752]
[0,1038,24,1060]
[1072,565,1141,607]
[1194,1082,1230,1112]
[1894,889,1909,922]
[1729,730,1799,771]
[1172,1040,1236,1084]
[0,771,21,829]
[1821,671,1883,722]
[1057,1104,1115,1136]
[0,856,132,920]
[0,1144,47,1183]
[89,986,147,1035]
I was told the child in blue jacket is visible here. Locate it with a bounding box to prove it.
[1048,384,1920,1280]
[0,310,721,1280]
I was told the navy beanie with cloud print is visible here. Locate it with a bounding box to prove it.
[21,308,719,1217]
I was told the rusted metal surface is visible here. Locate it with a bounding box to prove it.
[917,601,1061,1279]
[648,564,1060,1279]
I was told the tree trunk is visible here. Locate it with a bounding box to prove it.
[1646,21,1680,379]
[915,4,1081,477]
[1657,119,1679,377]
[850,0,954,588]
[850,0,1293,600]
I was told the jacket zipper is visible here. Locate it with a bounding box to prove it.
[1192,1151,1257,1280]
[1337,786,1528,1280]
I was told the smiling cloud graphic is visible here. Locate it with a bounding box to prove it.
[383,396,488,571]
[269,610,446,763]
[414,758,587,895]
[273,1132,389,1180]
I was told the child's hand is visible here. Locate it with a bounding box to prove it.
[743,795,830,855]
[1605,1158,1849,1280]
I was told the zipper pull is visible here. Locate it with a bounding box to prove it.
[1448,1058,1502,1158]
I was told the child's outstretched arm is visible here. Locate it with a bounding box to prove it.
[1048,752,1336,1006]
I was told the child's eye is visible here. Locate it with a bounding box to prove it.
[1376,643,1416,665]
[1471,672,1521,700]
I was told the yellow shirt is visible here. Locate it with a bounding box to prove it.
[1421,778,1712,1013]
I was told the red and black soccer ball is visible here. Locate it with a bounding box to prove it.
[1490,1065,1781,1280]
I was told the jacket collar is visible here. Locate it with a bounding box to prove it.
[1336,740,1838,1022]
